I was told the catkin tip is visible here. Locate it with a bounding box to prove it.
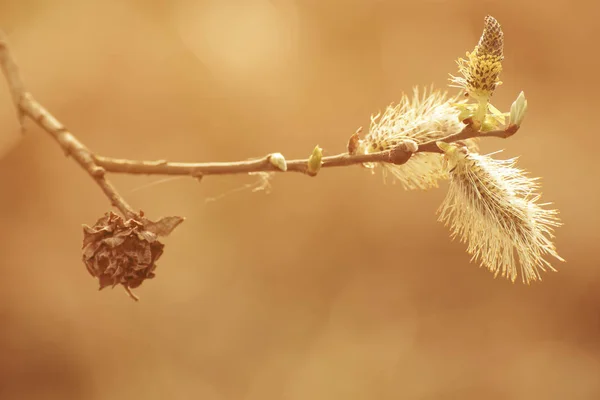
[478,15,504,59]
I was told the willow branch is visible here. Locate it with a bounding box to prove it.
[0,33,138,219]
[418,119,519,153]
[93,121,518,177]
[0,30,519,211]
[94,149,415,176]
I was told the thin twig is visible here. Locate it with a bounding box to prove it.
[0,31,518,214]
[93,122,518,178]
[0,33,137,219]
[93,149,413,177]
[418,119,519,153]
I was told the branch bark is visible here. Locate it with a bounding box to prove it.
[92,122,518,177]
[0,31,518,215]
[0,33,138,219]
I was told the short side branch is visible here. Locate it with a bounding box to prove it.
[418,118,519,153]
[0,33,137,219]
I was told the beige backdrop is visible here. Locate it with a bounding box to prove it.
[1,1,599,399]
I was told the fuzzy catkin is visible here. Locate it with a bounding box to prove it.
[359,86,478,190]
[449,15,504,103]
[437,143,564,283]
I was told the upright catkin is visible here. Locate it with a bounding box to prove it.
[449,15,504,102]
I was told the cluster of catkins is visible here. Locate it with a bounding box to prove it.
[356,15,563,284]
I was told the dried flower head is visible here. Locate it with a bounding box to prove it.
[436,142,564,284]
[358,86,478,190]
[82,212,165,301]
[450,15,504,104]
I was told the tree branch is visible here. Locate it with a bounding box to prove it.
[92,121,518,178]
[417,119,519,153]
[0,33,138,219]
[0,31,518,214]
[93,148,415,177]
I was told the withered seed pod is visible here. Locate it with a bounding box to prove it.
[82,212,164,300]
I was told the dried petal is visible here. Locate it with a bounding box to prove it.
[144,215,185,237]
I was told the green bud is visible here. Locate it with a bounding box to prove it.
[307,145,323,176]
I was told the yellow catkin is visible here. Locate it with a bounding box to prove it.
[359,86,478,190]
[437,143,564,284]
[449,15,504,104]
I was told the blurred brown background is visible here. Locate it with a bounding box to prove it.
[0,0,599,399]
